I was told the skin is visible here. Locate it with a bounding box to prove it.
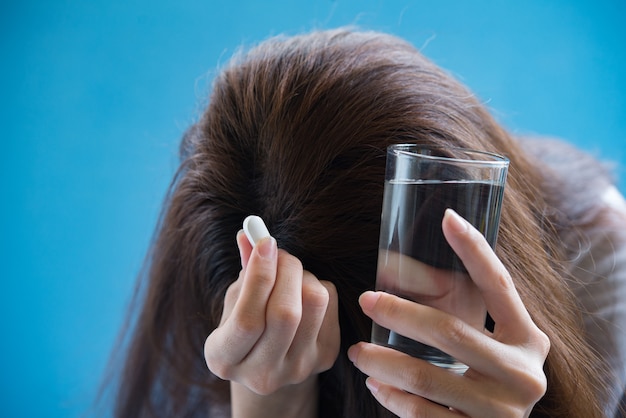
[204,209,550,417]
[204,232,340,418]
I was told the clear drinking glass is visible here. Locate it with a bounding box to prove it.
[371,144,509,373]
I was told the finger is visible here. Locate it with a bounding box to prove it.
[348,343,466,417]
[441,209,533,335]
[361,289,549,395]
[236,229,253,270]
[219,273,243,325]
[216,231,253,325]
[315,280,341,370]
[368,376,461,418]
[209,236,278,365]
[367,377,460,418]
[252,250,304,362]
[354,342,544,418]
[285,276,339,375]
[359,291,509,380]
[285,272,328,357]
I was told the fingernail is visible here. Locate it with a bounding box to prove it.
[256,236,277,259]
[358,291,381,312]
[365,377,380,395]
[444,208,469,234]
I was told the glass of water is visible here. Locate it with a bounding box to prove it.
[371,144,509,373]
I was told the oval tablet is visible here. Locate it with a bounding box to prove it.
[243,215,271,247]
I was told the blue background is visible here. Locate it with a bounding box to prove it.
[2,1,625,416]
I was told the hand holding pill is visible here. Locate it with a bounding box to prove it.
[204,215,340,409]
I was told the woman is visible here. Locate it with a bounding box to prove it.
[111,29,626,417]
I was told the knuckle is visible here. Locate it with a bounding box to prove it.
[203,345,234,380]
[464,226,486,253]
[401,364,433,396]
[527,373,548,401]
[207,361,233,381]
[532,328,551,358]
[508,362,548,405]
[516,376,547,408]
[267,304,301,330]
[516,363,548,402]
[302,278,329,310]
[498,270,515,293]
[231,314,264,338]
[490,263,513,294]
[405,402,429,418]
[436,316,469,348]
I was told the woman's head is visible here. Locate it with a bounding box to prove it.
[185,26,521,327]
[116,29,605,417]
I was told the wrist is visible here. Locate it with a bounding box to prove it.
[230,375,318,418]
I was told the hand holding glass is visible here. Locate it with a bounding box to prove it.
[371,144,509,373]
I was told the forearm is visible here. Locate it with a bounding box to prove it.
[230,375,318,418]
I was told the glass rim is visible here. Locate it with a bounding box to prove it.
[389,144,510,167]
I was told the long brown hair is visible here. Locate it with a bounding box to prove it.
[112,29,607,417]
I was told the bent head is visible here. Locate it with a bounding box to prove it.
[176,30,517,333]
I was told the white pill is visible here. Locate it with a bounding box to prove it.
[243,215,271,247]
